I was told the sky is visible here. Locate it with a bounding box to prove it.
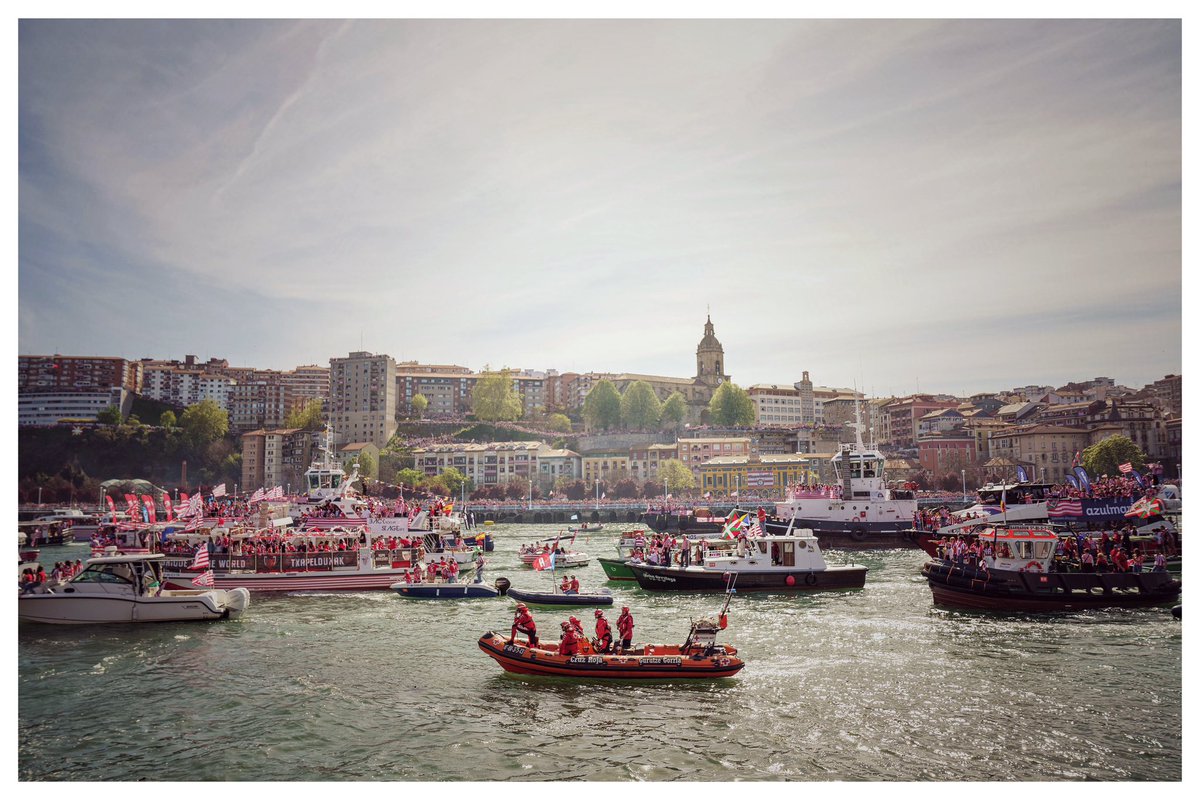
[17,18,1183,398]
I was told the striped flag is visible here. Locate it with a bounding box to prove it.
[184,514,205,532]
[267,486,284,500]
[1118,462,1133,474]
[212,483,226,498]
[747,521,764,538]
[191,545,210,569]
[162,495,174,522]
[1047,499,1084,518]
[249,488,265,503]
[191,570,215,588]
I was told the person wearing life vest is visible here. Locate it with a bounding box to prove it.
[593,609,613,653]
[559,621,581,656]
[511,603,538,647]
[560,576,571,593]
[616,606,634,652]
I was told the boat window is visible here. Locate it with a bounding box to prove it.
[757,541,768,554]
[72,565,134,585]
[1033,541,1054,559]
[1012,541,1032,559]
[331,475,342,488]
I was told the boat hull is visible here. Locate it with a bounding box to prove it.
[598,557,637,581]
[477,633,743,679]
[162,567,445,593]
[505,588,612,607]
[392,583,499,599]
[922,561,1182,613]
[629,563,867,592]
[17,589,248,624]
[760,517,917,548]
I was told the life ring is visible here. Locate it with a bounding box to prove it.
[1025,561,1043,572]
[804,573,817,586]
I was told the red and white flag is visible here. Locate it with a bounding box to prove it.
[267,486,284,500]
[124,494,139,518]
[211,483,227,498]
[191,570,215,588]
[747,521,764,538]
[1119,462,1133,474]
[191,545,210,569]
[105,495,116,514]
[140,494,157,524]
[249,488,265,503]
[162,495,174,521]
[184,514,204,532]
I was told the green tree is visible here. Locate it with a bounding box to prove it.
[708,382,756,426]
[97,406,123,425]
[159,410,177,428]
[285,398,324,431]
[546,413,573,433]
[350,450,377,480]
[659,458,695,493]
[1082,435,1146,478]
[179,399,229,448]
[582,380,622,431]
[411,393,429,418]
[620,381,662,431]
[660,392,687,431]
[395,468,425,490]
[471,368,523,422]
[438,467,468,497]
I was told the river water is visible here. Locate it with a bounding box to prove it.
[17,524,1182,781]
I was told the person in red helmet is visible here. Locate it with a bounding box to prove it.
[558,621,582,656]
[510,603,538,647]
[593,608,613,654]
[616,606,634,652]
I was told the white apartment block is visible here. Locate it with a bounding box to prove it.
[413,441,551,487]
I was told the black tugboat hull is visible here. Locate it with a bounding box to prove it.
[629,563,867,592]
[759,517,916,549]
[922,561,1182,613]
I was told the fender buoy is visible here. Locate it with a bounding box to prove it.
[850,528,868,542]
[804,573,817,586]
[786,575,796,586]
[1025,560,1043,572]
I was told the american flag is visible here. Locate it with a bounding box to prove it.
[191,570,215,588]
[191,545,210,569]
[1047,499,1084,518]
[1119,462,1133,474]
[747,521,763,538]
[212,483,227,498]
[249,488,265,503]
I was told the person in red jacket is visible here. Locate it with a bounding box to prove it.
[616,606,634,652]
[558,621,581,656]
[511,603,538,647]
[569,575,580,594]
[593,608,613,653]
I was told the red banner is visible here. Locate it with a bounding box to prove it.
[162,495,174,522]
[140,494,157,524]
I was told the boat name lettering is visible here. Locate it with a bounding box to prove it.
[503,644,526,656]
[643,573,676,583]
[640,657,681,666]
[568,656,606,664]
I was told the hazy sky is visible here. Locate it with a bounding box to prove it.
[18,19,1182,396]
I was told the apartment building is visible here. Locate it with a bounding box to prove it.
[240,428,315,493]
[412,441,547,487]
[329,352,397,448]
[18,354,142,394]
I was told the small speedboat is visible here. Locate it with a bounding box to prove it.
[505,586,612,607]
[478,597,744,679]
[392,582,500,599]
[18,554,249,625]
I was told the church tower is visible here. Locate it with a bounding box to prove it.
[695,314,730,388]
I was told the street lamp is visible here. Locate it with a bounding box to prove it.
[961,469,967,502]
[37,486,42,506]
[528,479,533,511]
[594,479,600,512]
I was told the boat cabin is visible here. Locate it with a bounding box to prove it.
[702,532,828,572]
[64,555,166,597]
[976,481,1055,504]
[977,526,1058,572]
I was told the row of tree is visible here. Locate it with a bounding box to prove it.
[581,379,756,432]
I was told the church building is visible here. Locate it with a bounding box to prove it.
[610,315,731,424]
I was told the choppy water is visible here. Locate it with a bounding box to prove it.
[18,524,1182,781]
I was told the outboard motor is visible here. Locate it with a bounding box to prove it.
[494,577,511,596]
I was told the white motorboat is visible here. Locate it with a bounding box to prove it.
[18,554,249,625]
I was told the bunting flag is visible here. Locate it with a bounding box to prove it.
[140,495,157,524]
[191,545,210,569]
[532,552,555,571]
[162,495,174,522]
[191,570,215,588]
[1118,462,1133,474]
[212,483,227,498]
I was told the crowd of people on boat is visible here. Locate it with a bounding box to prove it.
[509,604,636,655]
[400,557,462,584]
[18,560,85,593]
[935,527,1175,574]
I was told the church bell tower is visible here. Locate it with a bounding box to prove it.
[695,314,729,388]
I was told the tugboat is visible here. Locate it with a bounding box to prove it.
[478,589,744,679]
[754,411,917,548]
[628,527,867,592]
[921,524,1182,612]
